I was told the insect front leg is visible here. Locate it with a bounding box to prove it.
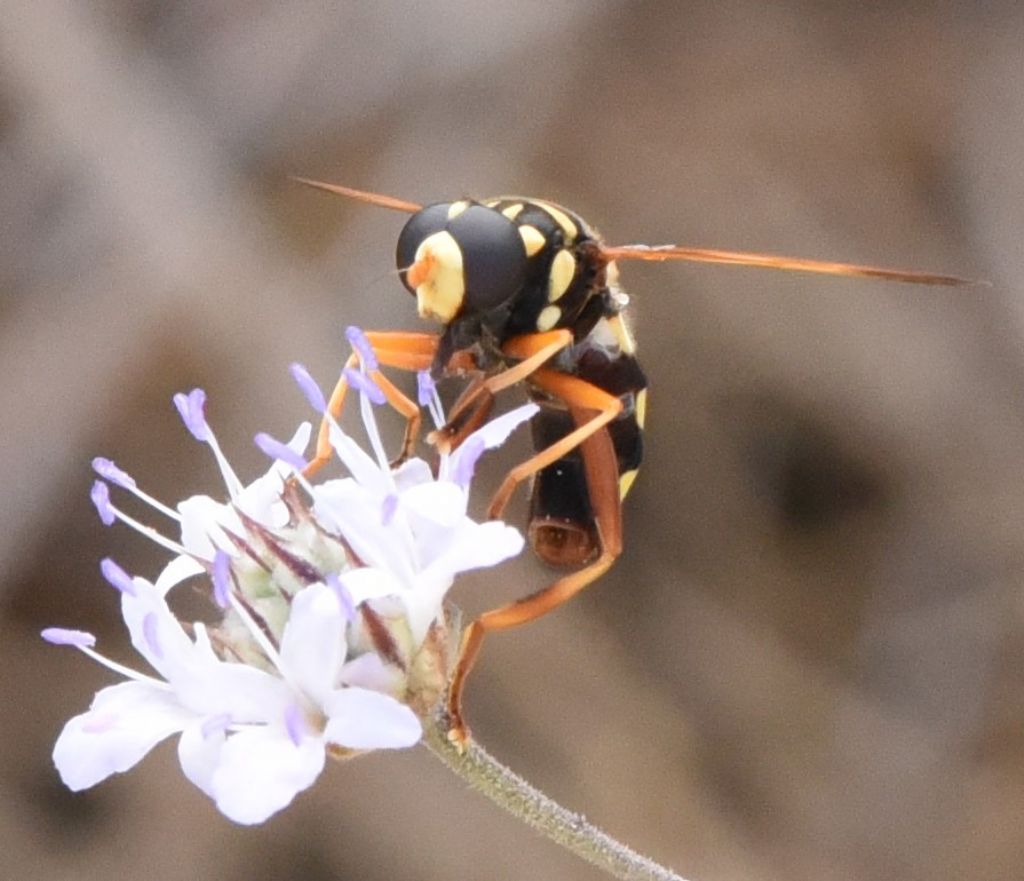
[302,331,439,480]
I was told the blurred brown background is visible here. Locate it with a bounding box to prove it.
[2,2,1022,880]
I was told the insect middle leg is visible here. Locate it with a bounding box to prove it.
[431,329,573,453]
[445,370,624,747]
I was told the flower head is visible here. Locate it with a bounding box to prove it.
[48,345,534,823]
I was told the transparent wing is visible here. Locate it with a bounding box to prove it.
[600,244,981,287]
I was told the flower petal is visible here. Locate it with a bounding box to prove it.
[119,580,289,721]
[313,480,416,582]
[401,481,466,529]
[339,652,405,694]
[392,457,433,491]
[234,423,311,525]
[427,520,526,576]
[338,567,407,606]
[398,482,470,569]
[177,718,225,798]
[177,495,242,559]
[120,579,207,682]
[175,655,291,723]
[322,688,421,750]
[278,584,347,704]
[53,680,193,790]
[327,423,391,492]
[154,554,206,596]
[208,727,326,825]
[470,401,538,448]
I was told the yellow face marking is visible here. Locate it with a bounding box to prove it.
[501,203,524,220]
[634,389,648,430]
[518,224,546,257]
[606,260,620,286]
[447,200,470,220]
[606,313,637,355]
[534,200,578,241]
[484,199,501,208]
[413,231,465,324]
[536,304,562,332]
[619,469,639,499]
[548,249,576,302]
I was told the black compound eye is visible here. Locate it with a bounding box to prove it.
[396,202,451,293]
[449,204,528,314]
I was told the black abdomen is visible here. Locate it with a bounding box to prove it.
[527,345,647,568]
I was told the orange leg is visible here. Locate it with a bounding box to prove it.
[429,377,497,453]
[487,368,623,519]
[445,372,625,748]
[432,330,573,453]
[302,331,439,480]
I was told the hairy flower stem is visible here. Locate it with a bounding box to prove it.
[422,709,688,881]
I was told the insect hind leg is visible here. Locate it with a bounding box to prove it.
[446,389,624,748]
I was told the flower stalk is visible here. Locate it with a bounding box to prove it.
[422,707,687,881]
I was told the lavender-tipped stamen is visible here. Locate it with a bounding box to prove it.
[92,458,181,521]
[345,326,379,372]
[350,373,395,485]
[173,388,209,442]
[90,485,191,557]
[343,368,386,406]
[211,549,232,609]
[254,432,309,472]
[290,363,328,413]
[416,369,435,407]
[172,389,244,499]
[92,457,136,489]
[417,369,446,429]
[42,628,97,648]
[43,628,170,686]
[100,558,137,596]
[91,480,116,526]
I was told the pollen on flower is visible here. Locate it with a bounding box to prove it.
[42,628,96,648]
[45,343,533,825]
[172,388,209,442]
[92,457,136,489]
[345,325,379,371]
[90,480,115,526]
[211,549,232,609]
[100,558,136,596]
[290,362,327,413]
[343,367,386,405]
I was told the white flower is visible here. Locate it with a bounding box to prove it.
[312,404,534,643]
[47,578,417,824]
[49,338,534,823]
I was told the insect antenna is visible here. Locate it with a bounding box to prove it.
[290,177,422,214]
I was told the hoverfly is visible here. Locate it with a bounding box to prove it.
[295,178,971,746]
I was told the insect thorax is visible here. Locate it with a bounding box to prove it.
[481,197,609,341]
